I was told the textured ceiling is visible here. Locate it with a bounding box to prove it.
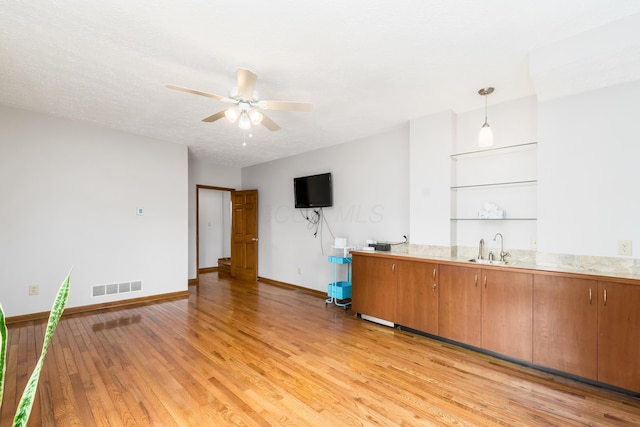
[1,1,639,167]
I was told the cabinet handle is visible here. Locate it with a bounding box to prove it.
[604,289,607,306]
[432,283,437,292]
[474,274,478,287]
[392,263,395,272]
[589,288,592,304]
[484,275,487,288]
[432,268,436,280]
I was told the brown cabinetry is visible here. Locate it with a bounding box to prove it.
[396,261,438,334]
[439,265,532,361]
[351,254,396,323]
[533,275,597,380]
[598,280,640,392]
[352,252,640,393]
[481,269,533,361]
[438,264,482,347]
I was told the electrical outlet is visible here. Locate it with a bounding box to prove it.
[617,240,632,256]
[530,237,538,250]
[298,267,302,275]
[28,284,39,296]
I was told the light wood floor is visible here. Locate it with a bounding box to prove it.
[3,273,640,426]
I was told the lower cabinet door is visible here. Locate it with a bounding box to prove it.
[352,255,396,323]
[533,275,597,380]
[395,261,438,334]
[481,269,533,362]
[438,264,482,348]
[598,280,640,392]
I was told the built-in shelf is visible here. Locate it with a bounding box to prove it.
[451,142,538,160]
[450,142,538,224]
[451,180,537,190]
[451,218,537,221]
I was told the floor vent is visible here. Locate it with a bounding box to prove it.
[92,280,143,298]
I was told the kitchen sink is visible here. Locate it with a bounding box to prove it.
[468,258,509,265]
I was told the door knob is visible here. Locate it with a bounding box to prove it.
[251,237,259,241]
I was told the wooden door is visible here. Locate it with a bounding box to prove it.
[231,190,258,281]
[352,255,396,322]
[481,269,533,361]
[438,264,482,347]
[396,261,438,334]
[598,281,640,392]
[533,275,597,380]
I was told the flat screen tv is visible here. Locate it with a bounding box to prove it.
[294,173,333,208]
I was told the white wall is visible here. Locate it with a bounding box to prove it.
[409,111,455,246]
[242,126,410,292]
[0,106,188,317]
[538,80,640,258]
[188,157,241,278]
[198,188,231,268]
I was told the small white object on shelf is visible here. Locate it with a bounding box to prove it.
[478,202,505,219]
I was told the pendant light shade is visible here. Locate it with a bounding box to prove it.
[479,122,493,147]
[478,87,494,147]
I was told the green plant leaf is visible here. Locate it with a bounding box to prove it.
[0,303,7,408]
[12,272,70,427]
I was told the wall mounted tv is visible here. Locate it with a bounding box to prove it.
[293,172,333,208]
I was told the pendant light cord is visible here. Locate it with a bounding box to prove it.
[484,94,488,124]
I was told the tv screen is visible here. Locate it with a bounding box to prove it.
[294,173,333,208]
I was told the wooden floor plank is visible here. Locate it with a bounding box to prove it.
[2,272,640,426]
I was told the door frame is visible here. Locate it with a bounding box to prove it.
[195,184,235,284]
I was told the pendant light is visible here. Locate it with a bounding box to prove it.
[478,87,494,147]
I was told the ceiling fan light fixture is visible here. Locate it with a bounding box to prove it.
[478,87,495,147]
[225,108,239,123]
[238,112,252,130]
[166,67,314,133]
[249,109,263,125]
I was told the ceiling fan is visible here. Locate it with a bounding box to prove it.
[166,68,314,131]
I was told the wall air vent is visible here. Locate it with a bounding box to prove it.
[92,285,106,297]
[92,280,143,298]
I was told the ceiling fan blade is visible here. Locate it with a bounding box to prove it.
[202,110,227,123]
[237,68,258,100]
[257,100,314,112]
[166,84,235,103]
[260,113,281,131]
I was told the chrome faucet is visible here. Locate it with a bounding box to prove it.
[494,233,510,262]
[478,238,484,260]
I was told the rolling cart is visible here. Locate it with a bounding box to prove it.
[326,255,352,309]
